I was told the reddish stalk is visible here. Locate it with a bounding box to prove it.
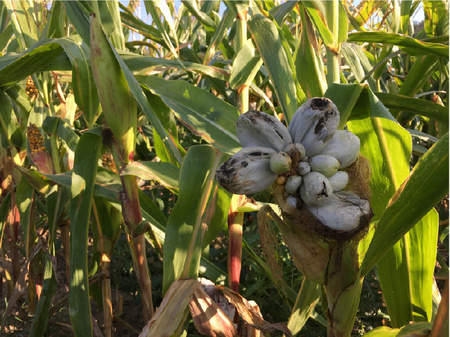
[121,175,154,322]
[228,212,244,293]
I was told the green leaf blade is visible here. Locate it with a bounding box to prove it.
[69,132,102,337]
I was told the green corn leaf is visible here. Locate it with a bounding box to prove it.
[0,90,21,148]
[229,39,263,89]
[348,32,449,58]
[204,8,235,63]
[345,108,440,326]
[0,23,13,52]
[242,237,297,306]
[270,0,299,26]
[423,0,449,37]
[6,85,32,130]
[373,44,394,81]
[137,75,241,155]
[15,177,36,258]
[360,132,449,275]
[47,0,65,39]
[0,192,11,248]
[338,1,348,45]
[198,258,227,285]
[122,161,180,191]
[324,83,396,128]
[119,4,168,49]
[69,132,102,337]
[0,47,230,87]
[149,0,178,43]
[364,322,433,336]
[376,92,449,124]
[379,213,440,326]
[329,85,442,325]
[29,256,57,337]
[144,0,180,59]
[93,196,121,242]
[139,188,168,229]
[45,167,123,203]
[295,4,327,98]
[344,43,378,91]
[395,55,440,123]
[90,14,182,165]
[302,1,335,49]
[399,55,440,98]
[62,1,91,46]
[287,278,321,335]
[400,1,413,34]
[0,41,63,89]
[90,14,137,165]
[350,0,389,28]
[57,37,100,129]
[162,145,222,295]
[341,42,372,83]
[201,186,231,250]
[141,89,182,164]
[4,0,38,51]
[181,0,217,33]
[248,13,297,123]
[122,52,230,80]
[56,119,79,152]
[91,1,125,50]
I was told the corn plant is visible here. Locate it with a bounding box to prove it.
[0,0,448,336]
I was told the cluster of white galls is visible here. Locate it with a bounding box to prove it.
[215,97,370,231]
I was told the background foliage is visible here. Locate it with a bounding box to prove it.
[0,0,448,336]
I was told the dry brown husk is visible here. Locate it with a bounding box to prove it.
[258,154,374,285]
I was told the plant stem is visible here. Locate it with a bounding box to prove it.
[121,174,154,321]
[228,211,244,293]
[326,278,364,337]
[92,201,113,337]
[60,221,71,283]
[236,4,248,114]
[326,0,340,86]
[325,242,362,337]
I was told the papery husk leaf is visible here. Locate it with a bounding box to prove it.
[189,286,237,337]
[217,286,292,336]
[241,301,262,337]
[139,278,199,337]
[262,153,373,285]
[259,204,330,285]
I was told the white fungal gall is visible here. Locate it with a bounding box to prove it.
[237,110,292,151]
[300,172,333,207]
[309,155,340,177]
[284,143,306,160]
[215,147,277,195]
[328,171,349,191]
[298,162,311,175]
[288,98,340,157]
[285,175,303,194]
[305,191,370,231]
[320,130,360,168]
[286,195,297,208]
[270,152,291,174]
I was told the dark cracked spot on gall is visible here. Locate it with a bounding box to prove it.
[319,182,329,197]
[248,151,270,157]
[314,116,326,134]
[217,159,238,180]
[311,98,329,110]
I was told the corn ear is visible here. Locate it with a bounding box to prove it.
[90,13,136,168]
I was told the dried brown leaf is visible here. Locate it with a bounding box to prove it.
[217,286,292,336]
[139,278,199,337]
[189,285,237,337]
